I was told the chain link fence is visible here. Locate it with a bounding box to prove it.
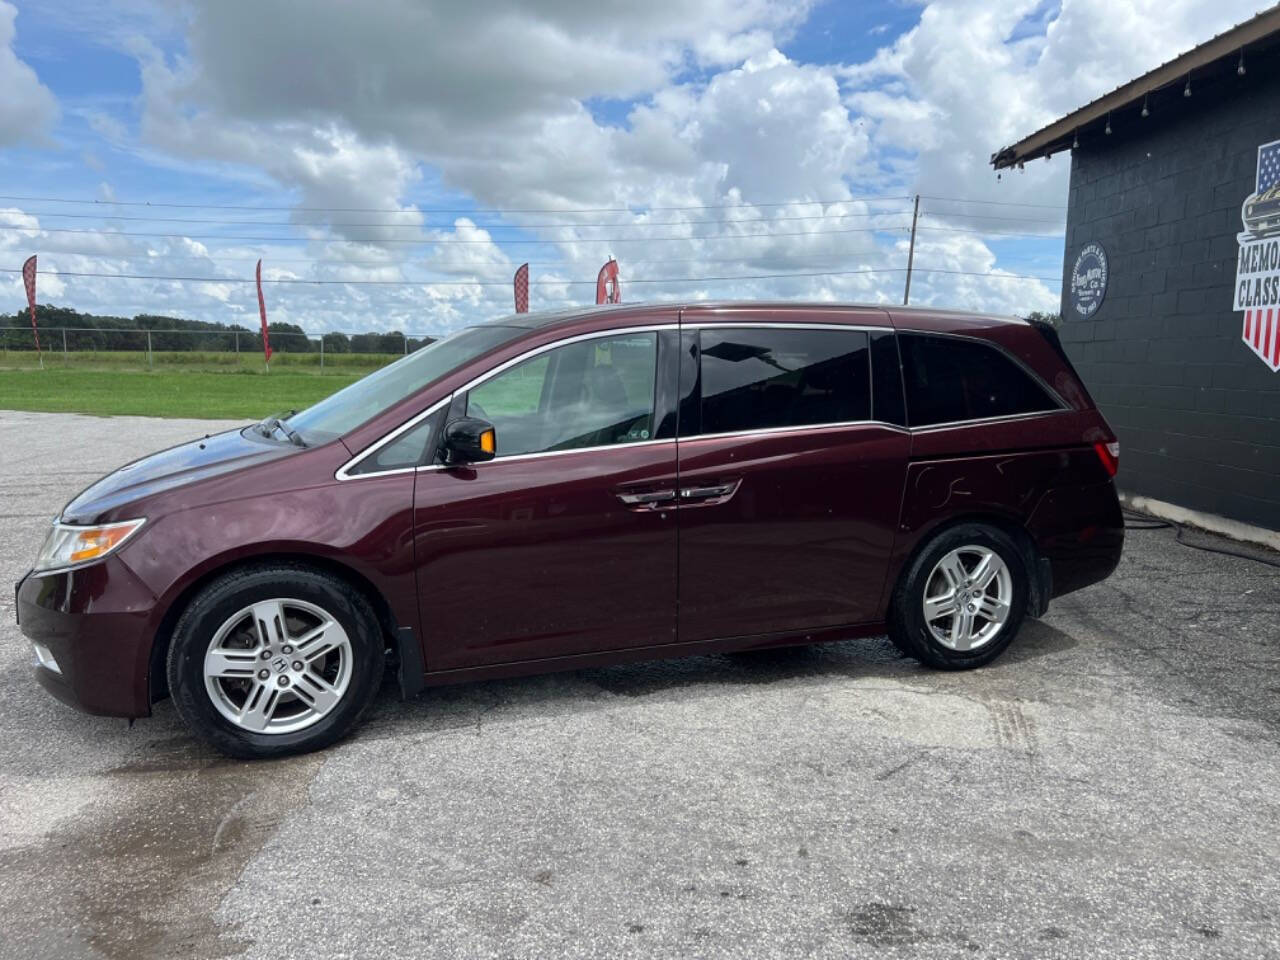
[0,325,439,373]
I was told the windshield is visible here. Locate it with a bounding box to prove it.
[285,325,527,442]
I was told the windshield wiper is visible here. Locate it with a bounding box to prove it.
[256,411,305,447]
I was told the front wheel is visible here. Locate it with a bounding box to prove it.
[887,523,1029,670]
[166,564,385,758]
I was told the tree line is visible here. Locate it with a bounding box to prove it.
[1,305,435,354]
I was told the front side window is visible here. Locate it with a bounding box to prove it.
[898,333,1059,427]
[697,327,871,435]
[464,333,658,458]
[285,324,527,443]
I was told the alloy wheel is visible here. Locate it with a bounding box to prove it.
[203,598,353,734]
[921,545,1013,652]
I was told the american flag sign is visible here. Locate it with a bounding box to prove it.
[1236,139,1280,373]
[1258,140,1280,193]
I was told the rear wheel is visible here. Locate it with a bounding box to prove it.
[887,523,1029,670]
[167,564,385,758]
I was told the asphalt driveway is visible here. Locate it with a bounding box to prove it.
[1,410,1278,959]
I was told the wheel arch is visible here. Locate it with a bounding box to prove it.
[148,552,401,705]
[886,510,1050,620]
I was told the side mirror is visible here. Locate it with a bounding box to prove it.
[443,417,497,464]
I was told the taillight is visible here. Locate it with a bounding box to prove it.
[1093,441,1119,478]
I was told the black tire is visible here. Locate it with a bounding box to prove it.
[166,563,385,758]
[887,523,1029,670]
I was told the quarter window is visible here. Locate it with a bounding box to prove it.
[348,411,441,475]
[898,333,1059,427]
[465,333,658,457]
[697,328,870,435]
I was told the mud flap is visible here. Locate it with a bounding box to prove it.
[395,626,426,699]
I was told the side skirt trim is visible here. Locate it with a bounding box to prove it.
[414,621,888,690]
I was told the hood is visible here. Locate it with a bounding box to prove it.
[62,427,301,523]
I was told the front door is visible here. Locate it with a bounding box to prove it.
[413,328,679,671]
[675,321,910,643]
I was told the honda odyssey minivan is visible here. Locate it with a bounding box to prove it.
[17,303,1123,757]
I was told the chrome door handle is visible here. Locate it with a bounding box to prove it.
[617,488,677,506]
[680,483,736,500]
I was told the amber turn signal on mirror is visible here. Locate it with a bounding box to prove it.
[443,417,498,464]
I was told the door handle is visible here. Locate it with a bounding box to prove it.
[679,482,737,501]
[616,488,677,506]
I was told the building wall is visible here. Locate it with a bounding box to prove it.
[1060,59,1280,531]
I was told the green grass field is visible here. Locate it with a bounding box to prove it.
[0,350,397,419]
[0,349,397,375]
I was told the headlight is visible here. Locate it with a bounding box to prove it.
[33,518,146,573]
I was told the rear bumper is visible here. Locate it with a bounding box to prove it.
[1028,479,1125,600]
[15,558,159,718]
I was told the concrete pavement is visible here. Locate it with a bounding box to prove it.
[1,409,1278,959]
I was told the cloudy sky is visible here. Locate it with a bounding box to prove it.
[0,0,1265,337]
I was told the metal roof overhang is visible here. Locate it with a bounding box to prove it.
[991,5,1280,169]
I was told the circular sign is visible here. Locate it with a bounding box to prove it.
[1070,242,1109,318]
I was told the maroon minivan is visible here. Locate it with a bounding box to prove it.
[16,303,1123,757]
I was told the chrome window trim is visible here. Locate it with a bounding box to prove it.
[906,408,1075,434]
[413,436,677,472]
[336,319,1069,481]
[688,321,883,333]
[458,323,674,396]
[681,420,908,443]
[335,396,452,481]
[337,324,673,480]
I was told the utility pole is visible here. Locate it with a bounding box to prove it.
[903,194,920,305]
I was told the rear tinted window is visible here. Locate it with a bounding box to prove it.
[898,333,1058,427]
[698,328,870,435]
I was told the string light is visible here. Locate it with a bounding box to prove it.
[1105,113,1112,135]
[1141,93,1149,118]
[1238,49,1246,76]
[1184,72,1192,97]
[1072,128,1079,149]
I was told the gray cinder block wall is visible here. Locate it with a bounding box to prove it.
[1058,52,1280,531]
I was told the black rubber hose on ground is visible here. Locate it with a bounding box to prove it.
[1122,509,1280,569]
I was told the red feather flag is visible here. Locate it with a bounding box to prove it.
[596,258,621,305]
[255,259,272,366]
[21,255,42,367]
[513,262,529,313]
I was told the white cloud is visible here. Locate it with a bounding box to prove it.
[0,2,58,147]
[16,0,1263,331]
[841,0,1264,215]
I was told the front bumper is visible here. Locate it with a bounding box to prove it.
[16,557,160,718]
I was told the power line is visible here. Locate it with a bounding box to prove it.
[2,208,915,229]
[19,252,928,268]
[21,232,1065,265]
[914,225,1065,239]
[0,223,914,244]
[918,210,1064,225]
[919,194,1066,210]
[0,191,1068,214]
[3,266,1062,286]
[0,193,914,215]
